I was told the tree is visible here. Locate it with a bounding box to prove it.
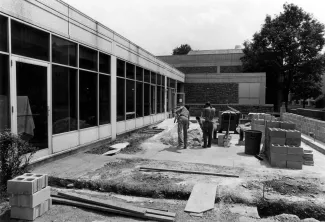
[172,44,192,55]
[241,3,325,110]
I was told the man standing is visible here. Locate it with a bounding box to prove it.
[202,102,215,148]
[174,105,190,149]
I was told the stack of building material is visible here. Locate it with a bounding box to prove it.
[7,173,51,221]
[303,150,314,166]
[265,121,305,169]
[52,191,176,222]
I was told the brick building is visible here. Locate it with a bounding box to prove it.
[158,49,269,106]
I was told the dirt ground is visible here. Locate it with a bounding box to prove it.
[2,118,325,221]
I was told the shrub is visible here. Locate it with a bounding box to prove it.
[0,130,37,191]
[315,94,325,108]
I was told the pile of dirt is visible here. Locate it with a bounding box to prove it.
[155,121,203,148]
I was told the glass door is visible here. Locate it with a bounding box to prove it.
[11,56,51,155]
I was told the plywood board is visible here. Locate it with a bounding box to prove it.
[185,183,217,213]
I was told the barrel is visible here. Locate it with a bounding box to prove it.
[245,130,262,155]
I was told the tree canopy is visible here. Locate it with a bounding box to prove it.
[241,3,325,108]
[172,44,192,55]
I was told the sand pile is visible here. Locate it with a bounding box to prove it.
[152,119,203,147]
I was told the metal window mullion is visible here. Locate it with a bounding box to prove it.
[124,62,126,121]
[8,17,13,133]
[77,44,80,132]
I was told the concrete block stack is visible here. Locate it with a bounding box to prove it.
[303,150,314,166]
[265,121,305,169]
[7,173,51,221]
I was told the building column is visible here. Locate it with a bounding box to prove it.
[111,55,117,140]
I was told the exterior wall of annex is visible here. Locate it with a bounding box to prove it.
[0,0,185,160]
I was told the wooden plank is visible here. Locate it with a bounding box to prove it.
[146,209,176,218]
[184,183,217,213]
[52,197,174,222]
[57,192,145,215]
[140,167,239,178]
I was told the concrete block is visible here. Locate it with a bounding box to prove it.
[218,135,224,146]
[270,160,287,168]
[270,144,287,154]
[287,154,303,161]
[285,138,301,146]
[285,130,301,138]
[9,186,51,208]
[270,152,287,161]
[254,119,265,125]
[8,174,48,194]
[287,146,303,155]
[269,128,286,138]
[287,161,303,169]
[270,137,286,145]
[255,125,265,132]
[266,121,280,129]
[280,122,296,130]
[10,198,52,220]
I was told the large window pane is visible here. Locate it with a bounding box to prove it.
[151,72,156,84]
[144,83,150,116]
[151,85,156,114]
[79,70,98,128]
[170,79,176,88]
[99,75,110,124]
[117,59,125,77]
[11,20,49,61]
[126,63,135,79]
[162,86,165,113]
[52,65,77,134]
[126,80,135,120]
[157,74,161,85]
[136,66,143,82]
[79,45,97,71]
[136,82,143,118]
[0,54,9,132]
[0,15,8,52]
[157,86,161,113]
[117,78,125,121]
[162,75,165,86]
[99,52,110,74]
[52,35,77,67]
[144,69,150,83]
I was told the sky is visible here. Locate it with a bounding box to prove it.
[64,0,325,56]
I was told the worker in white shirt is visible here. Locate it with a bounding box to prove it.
[174,105,190,149]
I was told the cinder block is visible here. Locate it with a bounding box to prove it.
[270,137,286,145]
[10,186,51,208]
[285,138,301,146]
[254,119,265,125]
[269,128,286,138]
[270,152,287,161]
[287,146,303,155]
[287,154,303,161]
[280,122,296,130]
[270,144,287,154]
[8,174,48,195]
[218,135,224,146]
[10,198,52,220]
[287,161,303,169]
[285,130,301,138]
[266,121,280,129]
[255,125,265,132]
[270,160,287,168]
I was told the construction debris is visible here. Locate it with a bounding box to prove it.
[102,142,130,156]
[51,191,176,222]
[139,166,239,178]
[185,183,217,213]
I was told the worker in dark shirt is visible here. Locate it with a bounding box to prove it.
[201,102,215,148]
[174,105,190,149]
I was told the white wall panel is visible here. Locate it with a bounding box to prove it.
[0,0,69,36]
[99,124,111,139]
[239,83,250,97]
[250,83,260,97]
[53,131,79,153]
[114,34,129,48]
[117,121,126,134]
[69,9,96,31]
[98,25,114,39]
[98,36,112,53]
[69,23,97,47]
[116,45,128,60]
[80,127,99,145]
[126,119,136,131]
[144,116,151,125]
[136,118,144,128]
